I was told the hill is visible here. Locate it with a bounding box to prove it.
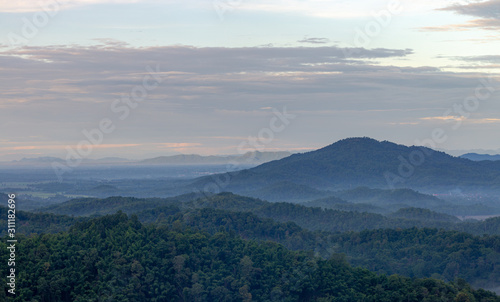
[190,137,500,195]
[36,193,202,216]
[303,195,392,214]
[37,192,500,235]
[388,207,461,223]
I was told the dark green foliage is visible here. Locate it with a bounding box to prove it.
[148,206,500,291]
[332,228,500,291]
[0,206,83,235]
[1,213,498,301]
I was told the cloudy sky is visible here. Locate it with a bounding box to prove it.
[1,0,499,160]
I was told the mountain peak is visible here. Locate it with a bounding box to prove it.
[201,137,500,193]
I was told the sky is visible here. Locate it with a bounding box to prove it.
[0,0,500,160]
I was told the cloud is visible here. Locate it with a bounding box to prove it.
[439,0,500,19]
[468,118,500,123]
[1,43,499,159]
[420,116,500,124]
[298,37,330,44]
[425,0,500,31]
[451,55,500,63]
[420,116,466,122]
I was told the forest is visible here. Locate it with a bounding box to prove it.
[2,192,500,299]
[1,212,499,301]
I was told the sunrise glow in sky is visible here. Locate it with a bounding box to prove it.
[1,0,499,160]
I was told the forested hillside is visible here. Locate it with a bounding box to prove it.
[1,213,498,301]
[4,192,500,296]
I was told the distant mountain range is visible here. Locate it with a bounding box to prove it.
[190,137,500,195]
[7,156,133,165]
[460,153,500,161]
[139,151,291,165]
[2,151,292,166]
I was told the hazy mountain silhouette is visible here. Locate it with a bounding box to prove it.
[191,137,500,194]
[460,153,500,161]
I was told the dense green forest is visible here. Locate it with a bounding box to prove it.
[4,192,500,292]
[1,213,499,301]
[146,207,500,291]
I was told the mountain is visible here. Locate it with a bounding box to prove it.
[190,137,500,195]
[460,153,500,161]
[14,156,65,164]
[140,151,292,165]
